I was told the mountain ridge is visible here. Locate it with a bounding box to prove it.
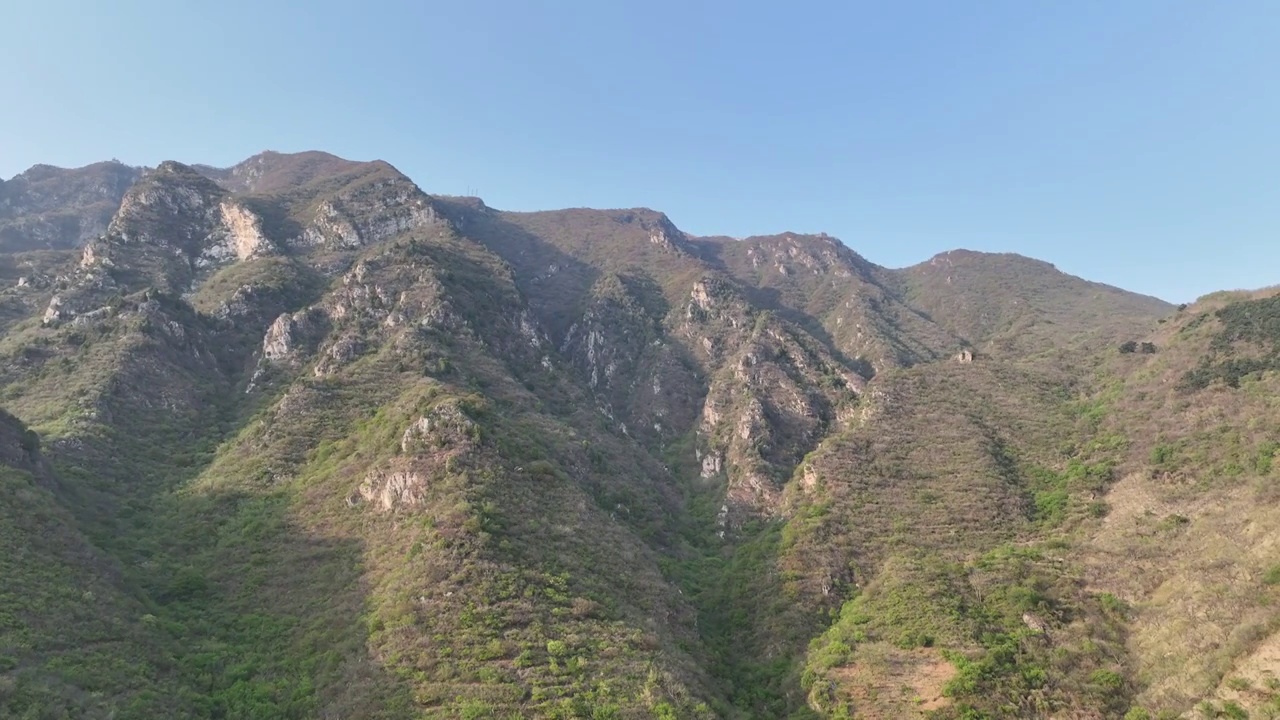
[7,149,1272,720]
[4,152,1174,307]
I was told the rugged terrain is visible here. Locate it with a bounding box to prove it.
[0,150,1275,719]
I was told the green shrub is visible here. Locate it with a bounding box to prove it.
[528,459,559,480]
[1099,593,1129,618]
[1090,668,1124,691]
[458,699,494,719]
[1151,443,1176,466]
[1157,514,1190,532]
[896,630,934,649]
[1221,700,1249,719]
[592,705,622,720]
[162,568,209,602]
[812,639,852,670]
[1034,489,1069,524]
[1256,442,1278,475]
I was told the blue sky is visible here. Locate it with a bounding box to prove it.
[3,1,1277,302]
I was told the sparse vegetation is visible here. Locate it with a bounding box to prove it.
[2,149,1274,720]
[1182,294,1280,390]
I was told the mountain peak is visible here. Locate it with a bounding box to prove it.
[153,159,212,179]
[924,248,1051,268]
[7,159,136,184]
[0,160,144,252]
[897,248,1171,352]
[196,150,395,194]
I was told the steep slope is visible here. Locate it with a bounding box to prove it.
[444,204,1146,718]
[0,153,727,718]
[442,204,872,519]
[699,232,960,372]
[1,148,1271,720]
[198,230,721,717]
[0,161,142,252]
[0,409,194,718]
[894,249,1174,356]
[0,248,79,332]
[785,357,1134,719]
[1072,289,1280,718]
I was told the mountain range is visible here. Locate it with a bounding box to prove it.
[1,150,1276,719]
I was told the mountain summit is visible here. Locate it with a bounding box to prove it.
[5,151,1274,719]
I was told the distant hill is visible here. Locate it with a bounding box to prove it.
[894,249,1173,355]
[193,150,388,195]
[0,161,142,252]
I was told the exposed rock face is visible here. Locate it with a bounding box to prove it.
[560,274,702,446]
[644,214,691,255]
[303,200,363,248]
[246,308,329,390]
[195,151,451,254]
[698,232,964,375]
[313,334,366,376]
[400,401,479,453]
[351,403,482,512]
[261,309,327,363]
[39,162,255,323]
[45,161,241,305]
[262,315,296,361]
[353,469,429,511]
[698,450,723,479]
[672,269,865,518]
[552,255,870,522]
[1022,612,1049,634]
[217,201,272,261]
[299,176,443,249]
[743,233,862,278]
[41,295,65,325]
[38,155,453,330]
[107,161,228,251]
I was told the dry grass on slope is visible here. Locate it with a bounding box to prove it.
[894,250,1173,358]
[1087,468,1280,717]
[790,359,1137,719]
[1077,289,1280,718]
